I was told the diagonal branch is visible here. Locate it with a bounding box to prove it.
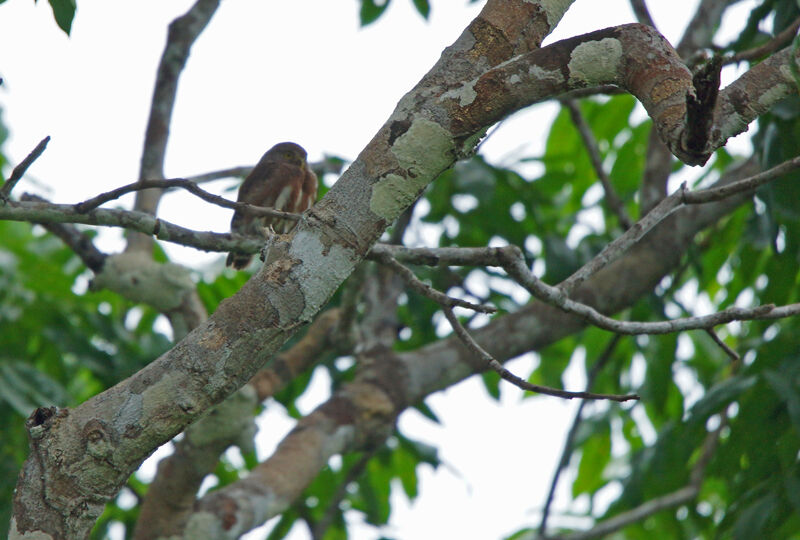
[537,335,623,537]
[127,0,221,252]
[501,246,800,335]
[0,136,50,200]
[380,251,637,401]
[562,99,633,229]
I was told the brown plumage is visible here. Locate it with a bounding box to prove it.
[226,142,318,269]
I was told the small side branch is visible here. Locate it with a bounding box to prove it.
[537,336,623,537]
[726,15,800,64]
[74,178,301,222]
[563,100,633,229]
[501,247,800,335]
[379,252,637,402]
[561,155,800,293]
[442,306,638,402]
[0,136,50,200]
[21,194,107,272]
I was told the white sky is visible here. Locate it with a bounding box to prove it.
[0,1,756,538]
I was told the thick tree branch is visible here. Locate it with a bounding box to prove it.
[642,0,730,213]
[11,2,798,538]
[175,158,760,538]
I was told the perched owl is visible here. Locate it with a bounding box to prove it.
[226,142,318,269]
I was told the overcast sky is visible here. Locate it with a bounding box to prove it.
[0,1,756,538]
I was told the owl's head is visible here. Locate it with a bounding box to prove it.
[266,142,308,167]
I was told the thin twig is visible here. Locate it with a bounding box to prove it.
[183,166,252,185]
[442,306,638,401]
[562,155,800,294]
[705,328,740,362]
[380,251,636,401]
[563,100,632,229]
[725,15,800,65]
[538,335,623,537]
[73,178,301,222]
[376,252,496,314]
[179,156,344,187]
[0,136,51,199]
[501,247,800,335]
[683,155,800,204]
[552,403,729,540]
[20,194,107,272]
[369,244,509,267]
[554,486,698,540]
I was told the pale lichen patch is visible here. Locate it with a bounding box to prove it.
[568,38,622,86]
[529,64,565,84]
[442,81,478,106]
[370,173,425,222]
[538,0,573,27]
[290,230,355,321]
[370,117,455,221]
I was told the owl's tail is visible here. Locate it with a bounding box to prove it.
[226,252,252,270]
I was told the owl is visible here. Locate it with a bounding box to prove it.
[226,142,318,269]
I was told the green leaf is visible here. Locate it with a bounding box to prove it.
[687,375,757,423]
[481,369,501,400]
[47,0,76,35]
[411,0,430,18]
[572,422,611,497]
[359,0,391,26]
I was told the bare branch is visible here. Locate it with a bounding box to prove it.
[554,486,698,540]
[380,251,636,401]
[726,15,800,65]
[376,252,496,314]
[0,136,50,199]
[537,335,623,537]
[127,0,220,252]
[562,155,800,293]
[682,155,800,203]
[502,247,800,335]
[629,0,656,28]
[369,244,509,267]
[443,306,638,401]
[13,194,261,253]
[74,178,301,222]
[705,328,740,362]
[20,194,107,272]
[179,156,344,187]
[563,100,633,229]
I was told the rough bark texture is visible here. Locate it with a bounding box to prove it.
[9,0,798,537]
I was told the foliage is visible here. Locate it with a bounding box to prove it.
[3,2,800,540]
